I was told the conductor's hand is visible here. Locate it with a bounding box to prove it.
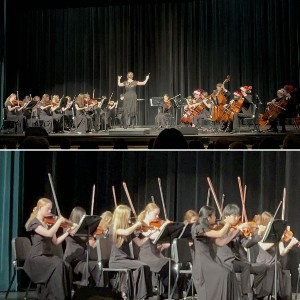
[146,74,150,80]
[118,75,122,79]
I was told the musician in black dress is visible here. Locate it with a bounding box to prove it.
[109,204,152,300]
[75,93,92,133]
[155,94,174,128]
[24,198,74,300]
[191,205,241,300]
[61,96,74,131]
[216,204,268,300]
[4,93,25,133]
[39,94,54,133]
[118,72,149,128]
[63,206,101,286]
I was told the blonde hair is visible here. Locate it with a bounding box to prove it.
[25,198,52,230]
[183,210,199,224]
[137,203,160,222]
[99,211,113,231]
[76,93,85,107]
[112,205,131,248]
[4,93,16,107]
[260,211,273,227]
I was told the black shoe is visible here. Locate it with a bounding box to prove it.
[280,128,287,133]
[267,127,278,132]
[225,128,232,132]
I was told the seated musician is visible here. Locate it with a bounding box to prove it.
[61,96,74,131]
[155,94,174,128]
[196,91,212,128]
[38,94,54,133]
[4,93,26,133]
[268,85,298,133]
[116,94,125,126]
[215,204,268,300]
[51,95,63,133]
[222,87,253,133]
[75,93,93,133]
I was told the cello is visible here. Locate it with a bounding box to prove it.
[220,92,244,123]
[210,75,230,122]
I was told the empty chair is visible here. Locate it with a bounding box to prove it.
[5,237,32,299]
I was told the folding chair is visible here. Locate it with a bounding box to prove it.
[238,103,258,132]
[5,237,32,299]
[95,236,132,297]
[170,238,195,299]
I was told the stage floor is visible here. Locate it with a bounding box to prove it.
[0,124,299,149]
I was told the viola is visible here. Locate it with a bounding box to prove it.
[43,214,74,228]
[11,100,23,105]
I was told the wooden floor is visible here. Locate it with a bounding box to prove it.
[0,124,299,149]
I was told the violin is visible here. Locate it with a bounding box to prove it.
[43,214,74,228]
[281,226,300,247]
[11,100,24,106]
[150,219,164,228]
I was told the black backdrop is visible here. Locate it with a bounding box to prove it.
[20,151,300,290]
[3,0,300,125]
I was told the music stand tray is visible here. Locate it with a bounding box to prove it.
[150,97,164,107]
[74,215,101,237]
[152,222,185,244]
[261,219,287,243]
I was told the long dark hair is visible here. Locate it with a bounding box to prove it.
[198,205,215,227]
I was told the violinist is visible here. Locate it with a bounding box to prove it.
[61,96,74,131]
[4,93,25,133]
[137,203,183,299]
[83,93,97,131]
[51,95,63,133]
[23,198,75,300]
[39,94,54,133]
[267,86,298,133]
[94,210,113,237]
[109,204,153,300]
[63,206,101,287]
[243,211,297,299]
[191,205,241,300]
[116,94,125,126]
[155,94,174,128]
[75,93,93,133]
[215,204,268,300]
[222,86,253,133]
[183,209,199,225]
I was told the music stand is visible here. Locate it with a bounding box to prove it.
[74,215,101,286]
[261,219,287,300]
[177,223,192,239]
[152,222,185,299]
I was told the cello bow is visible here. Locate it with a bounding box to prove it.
[90,184,96,215]
[206,177,223,217]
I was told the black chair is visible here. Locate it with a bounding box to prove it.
[1,108,18,133]
[95,236,132,297]
[238,102,258,132]
[5,237,32,299]
[170,238,195,299]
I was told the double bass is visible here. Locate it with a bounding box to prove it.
[210,75,230,122]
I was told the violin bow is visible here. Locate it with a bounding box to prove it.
[281,187,286,220]
[92,89,95,99]
[90,184,95,215]
[206,177,222,217]
[122,182,137,219]
[157,177,168,220]
[273,200,283,219]
[206,188,211,207]
[221,194,225,212]
[112,185,117,208]
[237,176,248,222]
[48,173,62,217]
[151,196,155,204]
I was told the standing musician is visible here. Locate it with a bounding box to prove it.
[267,85,298,133]
[222,86,253,133]
[109,204,153,300]
[155,94,174,128]
[63,206,101,287]
[191,205,241,300]
[24,198,75,300]
[4,93,25,133]
[215,204,268,300]
[118,72,150,129]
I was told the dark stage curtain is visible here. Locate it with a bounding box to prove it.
[1,150,300,291]
[3,0,300,125]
